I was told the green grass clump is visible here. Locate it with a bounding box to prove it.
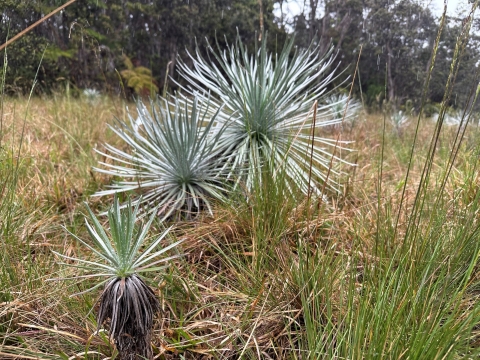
[1,94,480,359]
[2,7,480,358]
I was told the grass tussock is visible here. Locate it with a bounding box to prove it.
[2,91,480,359]
[2,11,480,357]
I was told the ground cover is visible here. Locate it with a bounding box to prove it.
[1,93,480,359]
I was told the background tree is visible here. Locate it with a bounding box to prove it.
[2,0,480,112]
[288,0,470,110]
[359,0,438,107]
[1,0,285,95]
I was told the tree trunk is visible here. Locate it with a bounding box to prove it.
[309,0,320,43]
[319,1,330,55]
[335,12,352,51]
[386,40,395,103]
[258,0,264,40]
[169,42,178,80]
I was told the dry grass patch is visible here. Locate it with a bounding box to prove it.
[2,96,480,358]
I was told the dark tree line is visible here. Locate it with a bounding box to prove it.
[1,0,479,110]
[287,0,480,111]
[0,0,285,95]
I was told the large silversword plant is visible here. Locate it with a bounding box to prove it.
[94,95,231,220]
[176,34,354,196]
[52,197,183,359]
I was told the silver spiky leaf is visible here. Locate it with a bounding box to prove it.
[50,196,183,359]
[93,95,231,220]
[325,93,362,123]
[175,34,354,196]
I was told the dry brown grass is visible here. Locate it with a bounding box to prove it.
[1,96,480,359]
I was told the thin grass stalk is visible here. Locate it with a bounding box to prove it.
[1,51,44,241]
[306,100,317,209]
[162,61,172,98]
[437,64,480,198]
[423,8,472,176]
[425,12,472,169]
[404,3,477,247]
[0,38,8,224]
[341,45,362,129]
[374,63,388,256]
[0,33,6,149]
[316,45,362,209]
[0,38,48,350]
[13,52,44,178]
[393,4,447,237]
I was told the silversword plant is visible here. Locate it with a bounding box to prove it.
[83,88,101,105]
[432,110,464,126]
[325,93,362,129]
[95,35,353,219]
[52,196,183,359]
[94,95,231,220]
[390,110,409,135]
[176,34,353,196]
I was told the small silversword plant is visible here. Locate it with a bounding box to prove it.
[324,93,362,130]
[83,88,101,105]
[93,95,231,220]
[52,196,183,359]
[390,110,409,135]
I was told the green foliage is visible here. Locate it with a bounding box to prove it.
[0,37,59,95]
[423,102,440,118]
[3,0,480,111]
[43,46,76,62]
[365,83,385,107]
[1,0,288,95]
[120,55,158,97]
